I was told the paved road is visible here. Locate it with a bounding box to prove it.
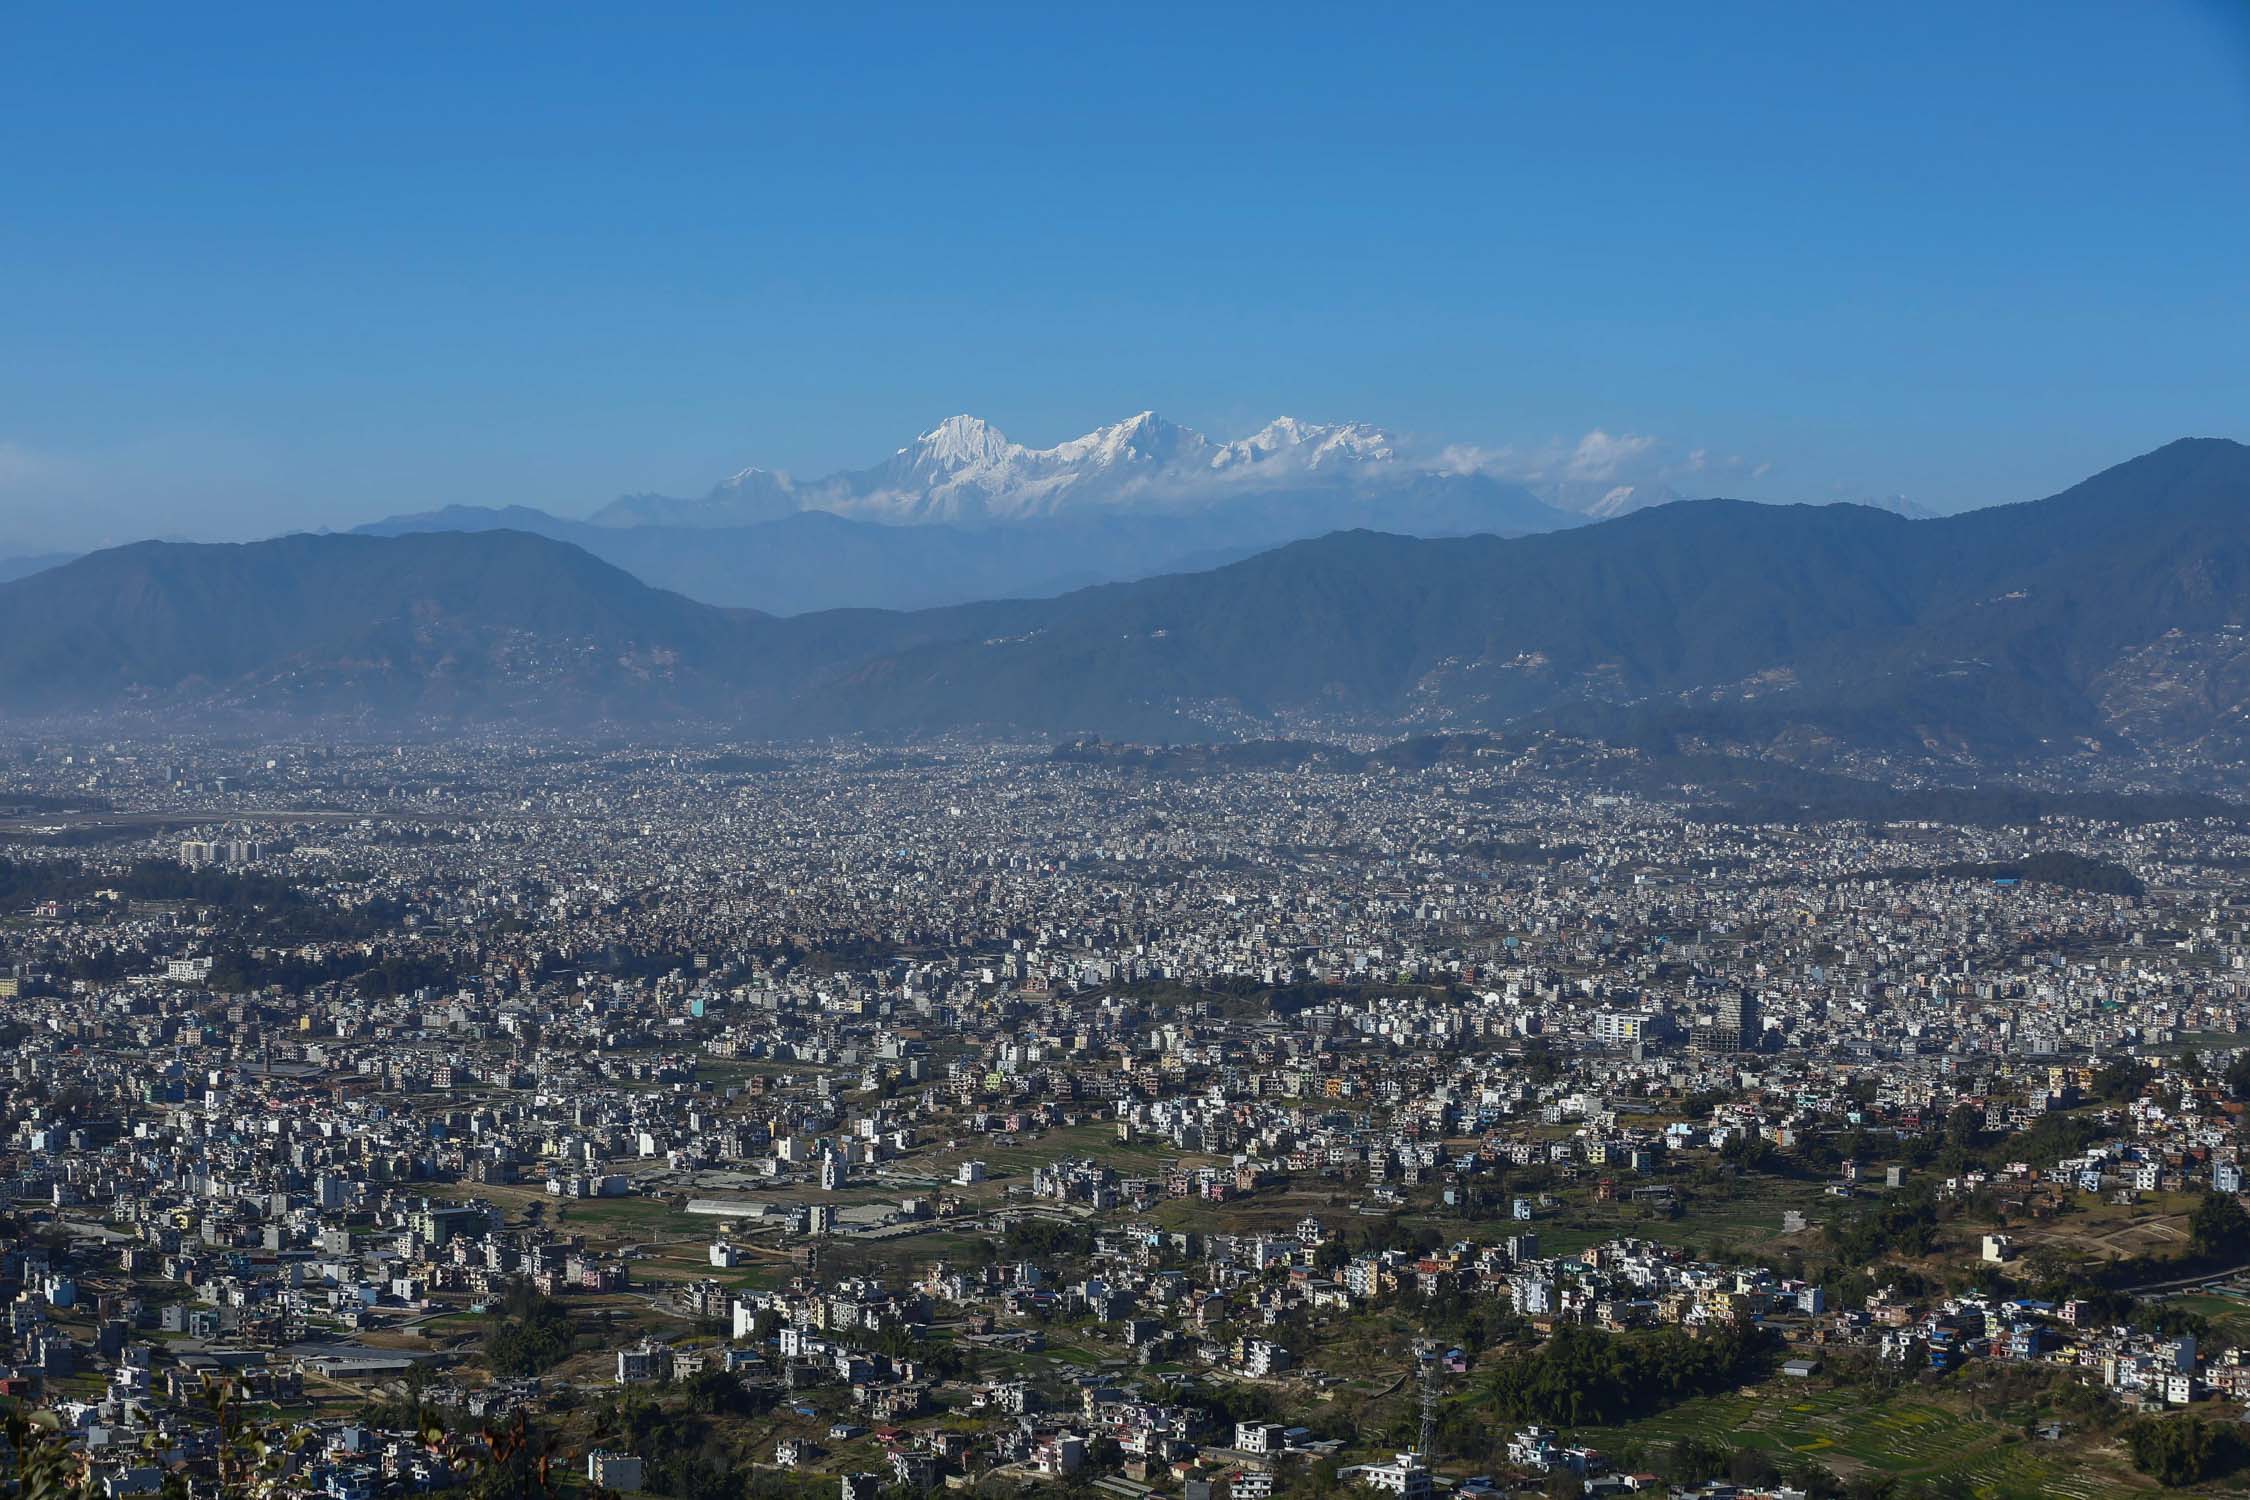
[2123,1262,2250,1295]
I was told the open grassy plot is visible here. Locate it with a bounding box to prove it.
[1517,1169,1842,1258]
[2008,1190,2201,1264]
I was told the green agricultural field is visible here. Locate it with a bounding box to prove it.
[2154,1289,2250,1347]
[1039,1339,1106,1368]
[546,1193,692,1238]
[924,1120,1194,1182]
[1548,1381,2154,1499]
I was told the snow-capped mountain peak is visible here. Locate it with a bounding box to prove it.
[1048,410,1208,471]
[1213,416,1399,473]
[903,414,1018,472]
[714,464,789,493]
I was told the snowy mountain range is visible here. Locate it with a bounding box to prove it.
[344,411,1946,614]
[354,411,1578,613]
[590,411,1495,528]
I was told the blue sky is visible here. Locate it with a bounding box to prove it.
[3,1,2247,550]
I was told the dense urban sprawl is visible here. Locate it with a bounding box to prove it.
[2,738,2249,1500]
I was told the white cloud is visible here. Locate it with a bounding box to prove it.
[1430,428,1772,515]
[1563,429,1661,484]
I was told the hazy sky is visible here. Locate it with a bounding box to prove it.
[3,2,2247,552]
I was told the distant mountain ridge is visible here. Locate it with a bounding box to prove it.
[358,411,1578,612]
[0,552,76,585]
[354,412,1957,614]
[357,505,1295,615]
[16,439,2250,772]
[0,531,749,721]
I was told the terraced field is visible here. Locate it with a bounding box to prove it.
[1563,1384,2155,1498]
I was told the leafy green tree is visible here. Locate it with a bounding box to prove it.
[485,1283,578,1376]
[2092,1059,2152,1103]
[1478,1323,1770,1427]
[1826,1186,1940,1264]
[2125,1416,2249,1486]
[683,1367,772,1416]
[2190,1190,2249,1259]
[1727,1449,1779,1487]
